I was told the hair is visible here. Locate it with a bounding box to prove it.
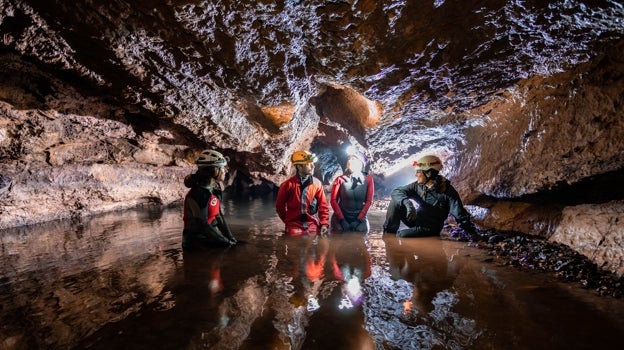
[430,172,447,192]
[198,166,221,179]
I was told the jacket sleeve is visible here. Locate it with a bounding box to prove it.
[216,214,235,241]
[275,181,289,221]
[203,220,233,244]
[329,177,344,220]
[316,182,330,226]
[184,196,232,244]
[446,185,473,228]
[390,181,419,206]
[357,175,375,220]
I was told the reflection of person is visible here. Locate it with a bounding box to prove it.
[328,235,372,309]
[182,150,237,250]
[383,235,458,315]
[383,155,477,238]
[329,150,374,233]
[275,150,329,237]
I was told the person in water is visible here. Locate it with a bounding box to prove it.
[275,150,329,237]
[383,155,477,238]
[329,149,374,233]
[182,149,237,249]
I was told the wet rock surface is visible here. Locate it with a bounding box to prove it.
[448,227,624,298]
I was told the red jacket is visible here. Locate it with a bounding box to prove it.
[275,175,329,234]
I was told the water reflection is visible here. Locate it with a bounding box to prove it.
[0,207,182,349]
[1,201,624,349]
[363,235,480,349]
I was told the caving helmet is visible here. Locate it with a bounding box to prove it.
[196,149,227,169]
[413,155,443,172]
[291,150,317,165]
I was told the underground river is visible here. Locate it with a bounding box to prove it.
[1,195,623,349]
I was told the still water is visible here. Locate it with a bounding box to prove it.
[1,196,624,350]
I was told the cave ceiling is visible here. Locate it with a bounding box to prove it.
[1,0,623,190]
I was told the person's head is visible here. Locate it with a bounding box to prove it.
[413,155,442,184]
[291,150,317,176]
[196,149,228,182]
[346,151,367,175]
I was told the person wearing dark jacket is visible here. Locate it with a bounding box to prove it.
[383,155,477,238]
[182,149,237,250]
[329,150,374,233]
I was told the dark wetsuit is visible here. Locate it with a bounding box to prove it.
[183,176,236,249]
[330,173,374,233]
[383,176,475,238]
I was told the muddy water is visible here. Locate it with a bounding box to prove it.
[1,196,623,350]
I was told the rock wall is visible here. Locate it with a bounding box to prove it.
[550,200,624,277]
[0,55,192,228]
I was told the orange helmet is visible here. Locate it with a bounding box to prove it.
[291,150,317,165]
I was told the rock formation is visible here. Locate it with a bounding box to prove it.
[0,0,623,274]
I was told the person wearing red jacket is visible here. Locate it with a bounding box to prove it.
[275,150,330,237]
[329,150,374,233]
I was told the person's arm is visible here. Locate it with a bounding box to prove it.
[204,220,234,244]
[275,181,289,221]
[316,181,330,226]
[446,186,475,232]
[329,177,344,220]
[390,182,420,205]
[216,214,236,242]
[185,196,233,245]
[357,175,375,220]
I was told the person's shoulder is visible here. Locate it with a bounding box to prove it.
[281,175,298,184]
[332,174,348,184]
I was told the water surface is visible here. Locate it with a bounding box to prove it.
[1,197,623,349]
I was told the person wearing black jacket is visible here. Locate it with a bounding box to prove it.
[182,149,237,250]
[383,155,477,238]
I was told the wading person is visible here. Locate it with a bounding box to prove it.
[182,149,237,250]
[383,155,477,239]
[329,150,374,233]
[275,150,329,237]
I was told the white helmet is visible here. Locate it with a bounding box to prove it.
[196,149,227,168]
[413,155,443,172]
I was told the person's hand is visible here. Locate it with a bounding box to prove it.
[460,222,479,241]
[403,200,417,222]
[350,219,364,230]
[340,219,350,232]
[319,225,329,237]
